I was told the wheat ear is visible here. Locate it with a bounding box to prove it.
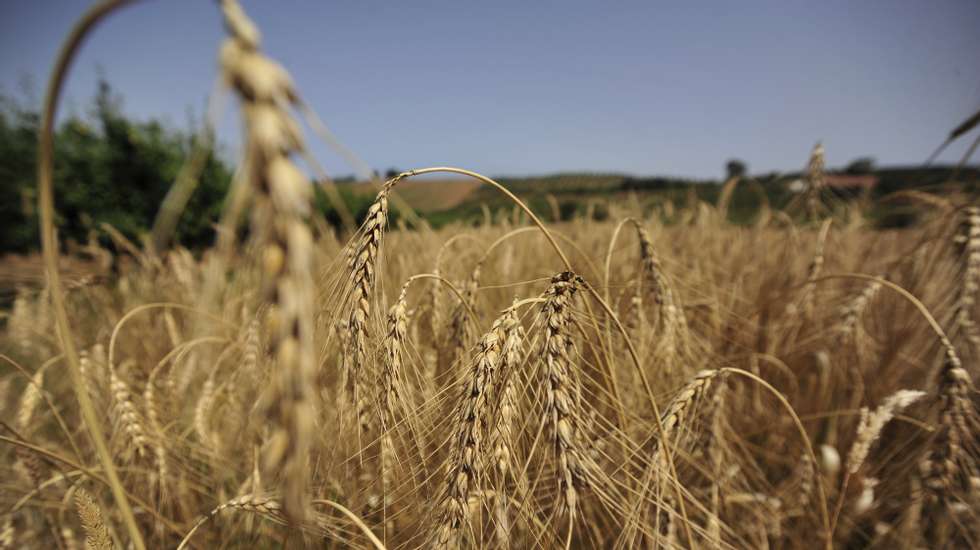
[433,307,518,549]
[837,277,883,343]
[75,488,113,550]
[920,342,979,512]
[220,0,317,523]
[380,281,410,510]
[953,206,980,348]
[631,221,687,362]
[14,376,48,483]
[846,389,925,474]
[624,369,727,546]
[343,177,402,441]
[541,271,593,521]
[491,300,527,547]
[108,368,148,459]
[806,141,826,220]
[176,494,287,550]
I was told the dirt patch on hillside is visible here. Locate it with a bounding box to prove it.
[348,178,480,212]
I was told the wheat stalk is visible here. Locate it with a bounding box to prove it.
[219,0,318,523]
[379,280,410,513]
[953,206,980,348]
[343,178,401,442]
[176,494,288,550]
[837,277,883,343]
[623,369,727,547]
[801,219,832,318]
[846,389,926,475]
[920,342,979,516]
[540,271,593,521]
[75,488,114,550]
[490,300,527,547]
[806,141,826,220]
[631,220,687,364]
[433,307,518,548]
[108,368,148,459]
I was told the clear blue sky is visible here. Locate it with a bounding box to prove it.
[2,0,978,179]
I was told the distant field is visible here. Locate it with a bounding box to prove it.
[346,166,980,222]
[349,178,481,212]
[0,253,105,298]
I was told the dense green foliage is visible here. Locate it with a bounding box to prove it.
[1,82,234,253]
[0,82,388,254]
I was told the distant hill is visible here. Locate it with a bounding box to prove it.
[347,164,979,227]
[461,164,979,206]
[347,178,481,213]
[333,164,979,229]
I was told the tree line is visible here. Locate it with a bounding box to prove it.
[0,80,378,254]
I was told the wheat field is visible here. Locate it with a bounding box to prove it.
[1,1,979,549]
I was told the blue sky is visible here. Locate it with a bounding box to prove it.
[1,0,978,179]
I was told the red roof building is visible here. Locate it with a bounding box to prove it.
[824,174,878,190]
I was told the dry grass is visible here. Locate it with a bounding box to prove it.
[1,1,978,548]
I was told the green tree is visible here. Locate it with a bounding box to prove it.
[725,159,747,180]
[0,80,233,252]
[845,157,876,175]
[0,96,40,251]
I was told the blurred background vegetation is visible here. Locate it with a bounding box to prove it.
[2,80,978,255]
[1,80,231,252]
